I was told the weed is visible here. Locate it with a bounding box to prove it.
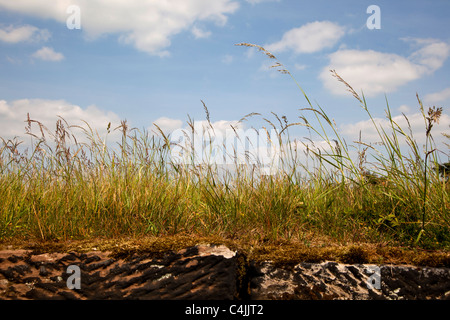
[0,44,448,252]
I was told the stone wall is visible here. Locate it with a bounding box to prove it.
[1,245,449,300]
[249,260,450,299]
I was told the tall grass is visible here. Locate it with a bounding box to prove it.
[0,44,448,249]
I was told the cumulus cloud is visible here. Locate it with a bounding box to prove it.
[172,119,243,136]
[151,117,183,135]
[424,87,450,104]
[266,21,346,54]
[167,119,247,165]
[0,24,50,43]
[339,111,450,147]
[320,49,422,97]
[407,38,450,72]
[31,46,64,61]
[0,99,121,142]
[0,0,239,56]
[320,39,450,97]
[151,117,244,140]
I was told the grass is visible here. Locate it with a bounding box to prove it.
[0,44,449,263]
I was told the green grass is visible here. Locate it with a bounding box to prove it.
[0,44,449,252]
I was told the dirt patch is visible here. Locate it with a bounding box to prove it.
[2,236,449,267]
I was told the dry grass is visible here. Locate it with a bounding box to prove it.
[3,234,449,268]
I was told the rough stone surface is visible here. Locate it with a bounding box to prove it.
[0,245,238,300]
[1,246,449,300]
[250,261,450,300]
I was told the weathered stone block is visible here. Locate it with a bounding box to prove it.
[249,261,450,300]
[0,245,239,300]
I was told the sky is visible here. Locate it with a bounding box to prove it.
[0,0,449,167]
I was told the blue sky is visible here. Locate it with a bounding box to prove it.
[0,0,449,165]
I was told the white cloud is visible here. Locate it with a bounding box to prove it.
[168,119,281,166]
[0,24,50,43]
[151,117,183,135]
[321,49,422,97]
[204,119,243,133]
[0,0,239,56]
[151,117,245,139]
[266,21,346,54]
[245,0,280,4]
[320,39,450,97]
[0,1,71,20]
[191,26,212,39]
[409,41,450,73]
[31,46,64,61]
[404,37,450,72]
[0,99,121,142]
[339,111,450,147]
[169,119,243,137]
[398,105,411,114]
[424,87,450,104]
